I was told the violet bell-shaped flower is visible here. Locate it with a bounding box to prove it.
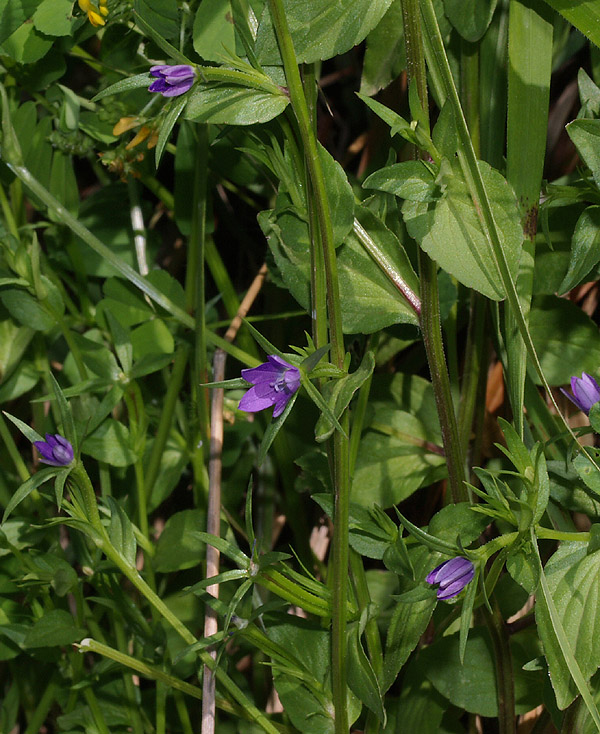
[34,433,74,467]
[148,65,196,97]
[426,557,475,600]
[561,372,600,414]
[238,355,300,418]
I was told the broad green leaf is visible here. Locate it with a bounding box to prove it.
[131,319,174,360]
[23,609,86,648]
[26,553,77,597]
[535,543,600,710]
[558,206,600,294]
[360,0,405,96]
[32,0,75,36]
[0,0,41,46]
[154,509,207,572]
[82,419,136,467]
[445,0,497,42]
[364,161,439,202]
[541,0,600,50]
[382,546,437,692]
[134,0,179,40]
[420,627,543,715]
[193,0,236,62]
[185,83,288,125]
[567,119,600,188]
[255,0,394,65]
[528,295,600,385]
[0,11,52,64]
[351,374,446,507]
[260,203,419,333]
[573,448,600,498]
[402,159,522,300]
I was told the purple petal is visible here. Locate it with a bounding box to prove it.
[34,440,56,462]
[149,78,170,94]
[160,79,195,97]
[238,386,276,413]
[272,394,293,418]
[150,65,168,76]
[163,65,195,82]
[267,355,294,370]
[241,363,283,385]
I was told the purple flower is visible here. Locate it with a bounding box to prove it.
[148,65,196,97]
[561,373,600,414]
[34,433,74,467]
[426,557,475,601]
[238,355,300,418]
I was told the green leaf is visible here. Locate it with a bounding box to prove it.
[2,466,61,522]
[360,0,405,96]
[420,627,543,715]
[541,0,600,50]
[0,0,41,46]
[402,159,522,301]
[2,411,43,443]
[32,0,75,36]
[193,0,236,62]
[528,295,600,385]
[92,73,153,102]
[364,161,439,202]
[567,119,600,189]
[106,497,137,568]
[351,374,446,507]
[347,620,386,722]
[382,546,437,691]
[558,206,600,294]
[315,350,375,441]
[574,448,600,497]
[134,0,179,40]
[185,83,288,125]
[24,609,86,648]
[49,372,76,447]
[155,95,187,167]
[131,319,174,360]
[445,0,497,42]
[255,0,394,64]
[154,509,207,572]
[82,419,136,467]
[535,542,600,716]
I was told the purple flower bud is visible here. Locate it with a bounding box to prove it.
[148,65,196,97]
[561,372,600,414]
[426,557,475,600]
[238,355,300,418]
[34,433,74,467]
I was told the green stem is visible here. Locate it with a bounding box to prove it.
[481,601,516,734]
[83,687,111,734]
[266,2,350,730]
[402,0,466,502]
[22,677,58,734]
[144,344,190,497]
[78,638,282,734]
[536,527,589,542]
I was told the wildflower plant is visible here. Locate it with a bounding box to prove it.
[3,1,600,734]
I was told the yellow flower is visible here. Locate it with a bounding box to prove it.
[78,0,109,27]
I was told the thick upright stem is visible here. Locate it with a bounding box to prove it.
[266,2,350,729]
[402,0,467,502]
